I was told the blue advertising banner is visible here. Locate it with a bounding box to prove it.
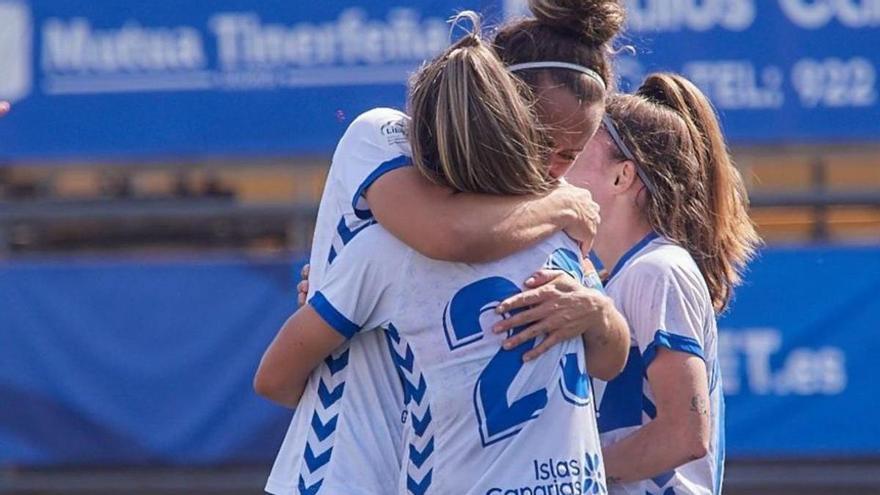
[1,1,878,161]
[504,0,880,144]
[0,256,303,466]
[718,245,880,457]
[1,247,878,467]
[0,0,477,161]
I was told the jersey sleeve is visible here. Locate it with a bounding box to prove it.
[308,226,406,339]
[542,239,605,292]
[621,260,709,369]
[330,108,413,220]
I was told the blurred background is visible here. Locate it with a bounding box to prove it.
[0,0,878,494]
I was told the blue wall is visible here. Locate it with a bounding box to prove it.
[1,247,878,467]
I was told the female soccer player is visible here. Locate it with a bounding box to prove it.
[298,0,628,359]
[261,2,631,494]
[493,73,761,494]
[257,18,614,494]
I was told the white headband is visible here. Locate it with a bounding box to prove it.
[507,61,606,91]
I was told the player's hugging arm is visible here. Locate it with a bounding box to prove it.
[366,167,599,263]
[337,108,597,263]
[255,227,398,408]
[601,262,712,483]
[491,266,630,380]
[602,347,711,483]
[254,307,347,408]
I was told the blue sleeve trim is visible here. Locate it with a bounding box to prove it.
[352,155,411,220]
[309,291,360,339]
[544,248,584,282]
[642,329,704,369]
[588,250,605,272]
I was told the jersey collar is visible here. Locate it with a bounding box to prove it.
[605,231,660,284]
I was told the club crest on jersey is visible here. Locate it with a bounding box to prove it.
[380,118,408,146]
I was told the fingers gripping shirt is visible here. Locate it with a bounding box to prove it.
[595,235,723,495]
[265,108,411,495]
[314,226,608,495]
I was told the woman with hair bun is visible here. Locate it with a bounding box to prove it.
[296,0,631,366]
[495,72,761,494]
[351,0,628,272]
[258,12,619,494]
[493,0,625,178]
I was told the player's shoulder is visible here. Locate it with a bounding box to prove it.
[342,108,409,145]
[499,231,584,281]
[350,107,409,128]
[344,223,411,258]
[501,231,579,266]
[620,236,703,288]
[540,231,582,267]
[533,230,580,256]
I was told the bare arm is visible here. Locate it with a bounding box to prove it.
[603,349,711,484]
[580,292,631,380]
[253,306,346,408]
[366,167,598,263]
[492,270,630,380]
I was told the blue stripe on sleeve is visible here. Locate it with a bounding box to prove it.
[642,330,705,369]
[544,248,584,282]
[309,291,360,339]
[588,250,605,272]
[352,155,411,220]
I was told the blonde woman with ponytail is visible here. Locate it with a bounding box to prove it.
[257,11,627,494]
[297,0,631,363]
[494,73,760,495]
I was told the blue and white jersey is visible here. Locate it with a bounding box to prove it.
[311,226,607,495]
[594,233,724,495]
[265,108,412,495]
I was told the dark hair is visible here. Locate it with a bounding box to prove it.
[493,0,625,106]
[605,73,761,312]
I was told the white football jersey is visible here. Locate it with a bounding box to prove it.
[265,108,412,495]
[594,233,725,495]
[312,225,608,495]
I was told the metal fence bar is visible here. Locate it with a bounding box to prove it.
[810,157,828,241]
[0,199,317,223]
[748,190,880,208]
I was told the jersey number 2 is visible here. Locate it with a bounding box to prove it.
[443,276,589,447]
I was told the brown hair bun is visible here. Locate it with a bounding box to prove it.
[528,0,625,45]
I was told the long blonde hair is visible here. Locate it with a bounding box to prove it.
[408,12,553,196]
[606,73,761,312]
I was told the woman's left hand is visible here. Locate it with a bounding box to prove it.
[493,269,613,362]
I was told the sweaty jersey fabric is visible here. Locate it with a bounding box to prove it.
[594,233,725,495]
[312,226,608,495]
[265,108,412,495]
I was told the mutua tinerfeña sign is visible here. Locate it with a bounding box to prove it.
[0,0,467,160]
[36,6,451,97]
